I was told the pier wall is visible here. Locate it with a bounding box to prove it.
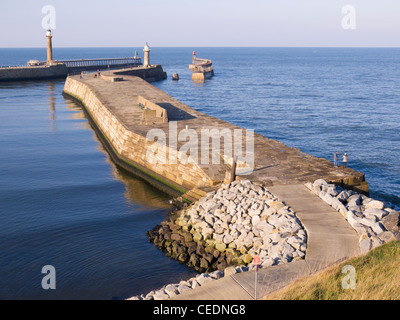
[114,65,167,82]
[0,64,67,81]
[63,77,213,195]
[63,72,368,199]
[0,63,166,82]
[66,63,138,75]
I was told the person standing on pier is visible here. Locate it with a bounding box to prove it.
[343,153,348,168]
[334,151,338,167]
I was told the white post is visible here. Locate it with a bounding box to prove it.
[255,265,258,300]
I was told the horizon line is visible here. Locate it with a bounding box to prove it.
[1,45,400,49]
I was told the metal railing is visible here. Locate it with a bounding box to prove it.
[1,57,142,69]
[56,57,142,68]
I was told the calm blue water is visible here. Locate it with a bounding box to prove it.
[0,47,399,299]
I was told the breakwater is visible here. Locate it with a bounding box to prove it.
[0,64,67,81]
[147,179,307,273]
[189,54,214,82]
[62,70,368,199]
[0,63,166,82]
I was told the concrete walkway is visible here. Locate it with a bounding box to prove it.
[172,184,360,300]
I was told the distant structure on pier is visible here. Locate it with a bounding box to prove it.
[0,31,167,82]
[143,43,151,68]
[189,51,214,82]
[46,29,54,65]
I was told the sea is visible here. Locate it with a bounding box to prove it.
[0,47,399,299]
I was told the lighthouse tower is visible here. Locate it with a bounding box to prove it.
[46,29,54,65]
[143,43,151,68]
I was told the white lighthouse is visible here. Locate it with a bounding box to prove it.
[143,42,151,68]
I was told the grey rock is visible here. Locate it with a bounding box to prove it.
[364,208,389,220]
[251,215,261,226]
[337,190,355,203]
[208,270,224,279]
[313,179,328,187]
[325,185,339,197]
[256,221,275,234]
[378,231,400,243]
[371,236,384,249]
[347,205,363,213]
[224,266,237,277]
[359,216,377,227]
[201,227,214,239]
[359,238,372,254]
[189,279,200,289]
[164,284,179,298]
[381,211,400,232]
[353,224,372,236]
[371,222,386,234]
[223,233,234,244]
[268,244,282,259]
[196,273,213,286]
[177,284,192,294]
[347,194,362,207]
[269,232,285,243]
[319,191,334,205]
[330,197,347,214]
[153,289,170,300]
[296,250,306,259]
[364,200,385,210]
[347,211,363,228]
[220,214,232,223]
[287,236,304,250]
[261,257,275,267]
[204,214,215,225]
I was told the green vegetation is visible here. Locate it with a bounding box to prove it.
[266,240,400,300]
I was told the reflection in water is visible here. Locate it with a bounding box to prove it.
[48,82,56,130]
[112,164,173,209]
[64,98,92,130]
[64,97,173,210]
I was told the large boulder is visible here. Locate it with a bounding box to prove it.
[364,208,389,220]
[378,231,400,243]
[153,289,169,300]
[347,194,362,207]
[164,284,179,298]
[364,200,385,210]
[359,238,372,254]
[381,211,400,232]
[196,273,213,286]
[337,190,355,203]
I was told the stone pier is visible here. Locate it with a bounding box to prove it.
[62,70,368,199]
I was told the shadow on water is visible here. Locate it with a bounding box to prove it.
[64,98,174,209]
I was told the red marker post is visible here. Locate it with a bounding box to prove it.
[254,255,261,300]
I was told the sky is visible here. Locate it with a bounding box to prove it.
[0,0,399,48]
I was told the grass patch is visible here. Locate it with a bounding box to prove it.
[266,240,400,300]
